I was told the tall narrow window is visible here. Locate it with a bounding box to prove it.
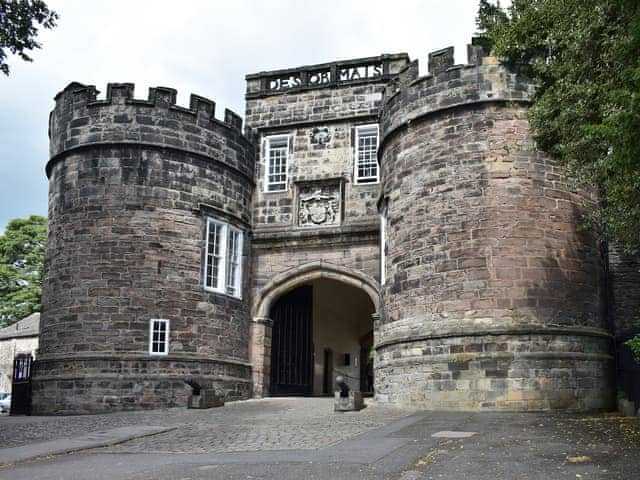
[149,319,169,355]
[380,202,387,286]
[204,217,244,298]
[354,124,379,184]
[205,218,225,292]
[265,135,289,192]
[225,227,243,296]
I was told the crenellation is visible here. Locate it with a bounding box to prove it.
[106,82,135,102]
[148,86,177,106]
[428,47,455,74]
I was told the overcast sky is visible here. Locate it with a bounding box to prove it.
[0,0,491,232]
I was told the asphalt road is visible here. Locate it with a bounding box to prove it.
[0,398,637,480]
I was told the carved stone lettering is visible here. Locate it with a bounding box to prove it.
[269,75,302,91]
[308,70,331,86]
[338,64,383,82]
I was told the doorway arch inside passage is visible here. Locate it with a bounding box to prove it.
[251,262,380,397]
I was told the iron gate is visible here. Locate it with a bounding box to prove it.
[618,339,640,410]
[10,354,33,415]
[270,285,314,395]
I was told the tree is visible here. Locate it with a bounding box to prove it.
[0,215,46,325]
[476,0,640,251]
[0,0,58,75]
[626,326,640,363]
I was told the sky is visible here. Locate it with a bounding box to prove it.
[0,0,491,232]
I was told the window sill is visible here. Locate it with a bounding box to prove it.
[204,286,243,301]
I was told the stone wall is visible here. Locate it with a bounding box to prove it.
[33,83,255,414]
[608,244,640,336]
[376,46,614,411]
[245,55,409,230]
[245,55,406,395]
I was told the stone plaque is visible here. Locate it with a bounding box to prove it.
[298,183,341,227]
[310,127,331,145]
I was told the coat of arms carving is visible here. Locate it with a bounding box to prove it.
[298,186,340,227]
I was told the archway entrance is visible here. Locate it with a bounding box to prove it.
[268,278,376,396]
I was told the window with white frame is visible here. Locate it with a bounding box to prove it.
[204,217,244,298]
[354,124,379,184]
[149,319,169,355]
[265,134,289,192]
[380,202,387,286]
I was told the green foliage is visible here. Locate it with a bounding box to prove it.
[477,0,640,250]
[0,215,46,325]
[626,323,640,363]
[0,0,58,75]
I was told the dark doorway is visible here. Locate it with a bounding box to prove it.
[323,348,334,394]
[10,354,33,415]
[359,331,374,395]
[270,285,314,395]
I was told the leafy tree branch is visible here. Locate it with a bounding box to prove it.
[0,0,58,75]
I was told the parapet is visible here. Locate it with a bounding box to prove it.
[245,53,410,98]
[380,43,535,139]
[48,82,254,179]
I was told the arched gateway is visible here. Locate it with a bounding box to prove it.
[251,262,380,397]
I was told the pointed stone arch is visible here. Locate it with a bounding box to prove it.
[250,261,380,397]
[254,261,380,318]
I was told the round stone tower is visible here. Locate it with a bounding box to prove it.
[32,83,255,414]
[375,46,614,411]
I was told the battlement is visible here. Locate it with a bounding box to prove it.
[48,82,254,179]
[380,43,535,140]
[54,82,244,131]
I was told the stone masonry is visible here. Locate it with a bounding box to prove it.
[245,55,408,396]
[376,47,613,410]
[32,43,633,414]
[33,84,254,414]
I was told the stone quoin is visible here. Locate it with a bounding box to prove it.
[31,43,637,414]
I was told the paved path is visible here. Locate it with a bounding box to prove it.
[0,398,637,479]
[0,426,174,466]
[0,398,411,454]
[109,397,411,453]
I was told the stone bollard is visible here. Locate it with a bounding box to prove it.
[334,375,364,412]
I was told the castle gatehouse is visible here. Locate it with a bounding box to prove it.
[32,44,632,414]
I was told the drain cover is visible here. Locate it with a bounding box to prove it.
[432,431,477,438]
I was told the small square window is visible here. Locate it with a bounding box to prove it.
[354,125,379,184]
[149,319,169,355]
[265,135,290,192]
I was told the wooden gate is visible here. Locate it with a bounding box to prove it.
[270,286,314,395]
[10,354,33,415]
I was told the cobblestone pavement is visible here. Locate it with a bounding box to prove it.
[110,397,411,453]
[0,400,638,480]
[0,398,411,452]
